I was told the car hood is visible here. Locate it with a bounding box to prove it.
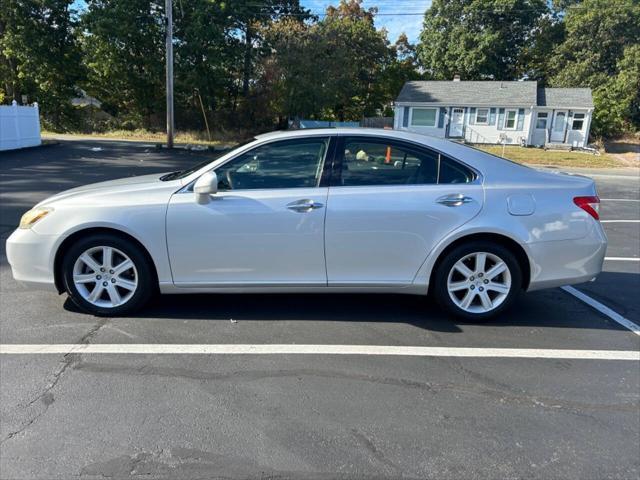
[36,173,180,207]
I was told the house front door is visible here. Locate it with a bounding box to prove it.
[449,108,464,137]
[550,110,568,142]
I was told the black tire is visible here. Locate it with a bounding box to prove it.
[432,241,522,322]
[61,234,154,316]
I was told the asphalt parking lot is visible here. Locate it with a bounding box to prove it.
[1,140,639,479]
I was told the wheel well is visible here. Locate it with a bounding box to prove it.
[429,233,531,292]
[53,227,159,294]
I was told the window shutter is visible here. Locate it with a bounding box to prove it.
[469,107,476,125]
[438,107,445,128]
[517,108,525,130]
[402,107,409,128]
[489,108,496,125]
[497,108,505,130]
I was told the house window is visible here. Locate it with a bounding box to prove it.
[536,112,548,129]
[572,113,585,130]
[504,109,517,129]
[411,108,437,127]
[475,108,489,125]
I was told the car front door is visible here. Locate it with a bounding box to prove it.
[166,136,334,287]
[324,136,483,286]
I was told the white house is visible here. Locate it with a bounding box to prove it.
[393,79,594,148]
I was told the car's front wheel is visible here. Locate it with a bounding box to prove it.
[433,241,522,321]
[62,234,154,316]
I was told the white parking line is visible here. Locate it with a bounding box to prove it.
[601,199,640,202]
[562,286,640,336]
[605,257,640,262]
[601,220,640,223]
[0,344,638,360]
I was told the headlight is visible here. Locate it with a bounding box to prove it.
[19,207,53,229]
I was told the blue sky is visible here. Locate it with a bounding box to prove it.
[303,1,431,42]
[72,0,431,43]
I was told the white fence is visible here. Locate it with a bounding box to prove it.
[0,101,42,151]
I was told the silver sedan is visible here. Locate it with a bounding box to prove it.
[6,129,607,320]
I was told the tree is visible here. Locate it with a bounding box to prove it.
[171,0,239,129]
[315,0,391,120]
[548,0,640,136]
[0,0,84,128]
[417,0,548,80]
[380,34,424,112]
[258,0,393,123]
[591,45,640,137]
[259,18,324,122]
[80,0,165,128]
[225,0,309,100]
[518,14,564,84]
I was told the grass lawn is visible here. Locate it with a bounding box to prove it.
[476,145,623,168]
[41,129,237,146]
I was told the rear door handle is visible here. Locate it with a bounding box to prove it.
[286,199,324,213]
[436,194,474,207]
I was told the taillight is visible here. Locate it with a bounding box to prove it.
[573,196,600,220]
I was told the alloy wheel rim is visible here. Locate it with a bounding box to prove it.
[446,251,512,314]
[72,246,138,308]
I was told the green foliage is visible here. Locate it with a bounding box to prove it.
[81,0,165,128]
[258,0,393,122]
[518,14,565,85]
[1,0,638,137]
[591,45,640,138]
[417,0,548,80]
[548,0,640,137]
[0,0,84,129]
[315,0,391,120]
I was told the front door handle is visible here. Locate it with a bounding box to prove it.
[286,199,324,213]
[436,194,474,207]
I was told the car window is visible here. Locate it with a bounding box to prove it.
[340,138,475,186]
[215,137,329,190]
[341,139,439,186]
[439,156,476,184]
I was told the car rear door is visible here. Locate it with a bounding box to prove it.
[324,135,483,286]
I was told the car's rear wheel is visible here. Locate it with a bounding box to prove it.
[433,241,522,321]
[62,234,154,316]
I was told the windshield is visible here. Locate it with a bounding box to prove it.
[159,138,256,181]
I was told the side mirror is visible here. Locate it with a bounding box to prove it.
[194,171,218,204]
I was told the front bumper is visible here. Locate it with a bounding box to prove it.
[5,228,60,292]
[526,221,607,291]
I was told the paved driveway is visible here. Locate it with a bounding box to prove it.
[1,141,638,479]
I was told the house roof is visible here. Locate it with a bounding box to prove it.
[396,81,538,106]
[537,88,594,108]
[395,81,593,109]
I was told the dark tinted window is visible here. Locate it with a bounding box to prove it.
[341,139,439,186]
[215,138,329,190]
[340,138,475,186]
[439,156,476,184]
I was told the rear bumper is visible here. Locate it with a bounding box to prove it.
[5,228,59,292]
[526,222,607,291]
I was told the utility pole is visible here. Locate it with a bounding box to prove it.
[165,0,174,148]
